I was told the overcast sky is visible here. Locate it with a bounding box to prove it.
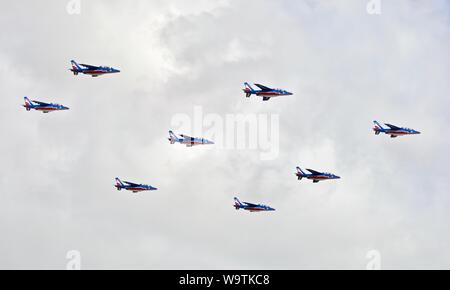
[1,0,450,269]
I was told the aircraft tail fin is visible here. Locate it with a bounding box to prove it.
[243,82,255,97]
[168,130,180,144]
[373,120,384,129]
[115,177,124,189]
[296,167,306,179]
[71,60,82,71]
[244,82,255,91]
[23,97,33,109]
[234,197,243,209]
[373,120,384,134]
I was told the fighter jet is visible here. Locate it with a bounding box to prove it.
[115,178,157,193]
[168,130,214,147]
[22,97,69,113]
[296,167,340,183]
[373,121,421,138]
[243,82,293,101]
[234,197,275,212]
[69,60,120,77]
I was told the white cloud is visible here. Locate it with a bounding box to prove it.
[1,0,450,269]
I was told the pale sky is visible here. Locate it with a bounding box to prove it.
[1,0,450,269]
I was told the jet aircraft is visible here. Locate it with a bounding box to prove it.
[243,82,293,101]
[373,121,420,138]
[234,197,275,212]
[70,60,120,77]
[168,130,214,147]
[22,97,69,113]
[115,178,157,193]
[296,167,340,183]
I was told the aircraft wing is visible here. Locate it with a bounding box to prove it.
[243,202,259,207]
[32,100,50,106]
[80,63,100,70]
[385,123,401,130]
[254,84,272,91]
[123,181,140,187]
[306,169,322,175]
[179,134,192,139]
